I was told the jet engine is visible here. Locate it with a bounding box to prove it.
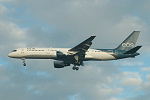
[54,61,70,68]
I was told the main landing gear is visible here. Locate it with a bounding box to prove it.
[72,55,80,70]
[72,66,79,70]
[21,58,26,66]
[72,62,84,71]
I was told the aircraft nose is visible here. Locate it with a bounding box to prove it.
[8,53,12,57]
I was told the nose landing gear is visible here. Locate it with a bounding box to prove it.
[21,58,26,66]
[23,63,26,66]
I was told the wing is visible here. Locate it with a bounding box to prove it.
[69,36,96,54]
[56,36,96,68]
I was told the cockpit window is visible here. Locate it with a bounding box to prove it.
[12,50,17,52]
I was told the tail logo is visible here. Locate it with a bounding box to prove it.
[122,42,134,47]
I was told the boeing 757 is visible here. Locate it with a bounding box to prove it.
[8,31,142,70]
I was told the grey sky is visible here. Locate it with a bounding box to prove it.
[0,0,150,100]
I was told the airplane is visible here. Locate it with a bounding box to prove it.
[8,31,142,70]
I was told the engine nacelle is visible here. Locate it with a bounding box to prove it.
[54,61,70,68]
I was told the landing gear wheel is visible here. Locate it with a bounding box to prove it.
[72,66,76,70]
[23,63,26,66]
[72,66,79,71]
[75,67,79,70]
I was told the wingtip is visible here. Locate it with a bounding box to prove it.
[91,36,96,39]
[137,45,142,48]
[91,36,96,37]
[133,31,141,33]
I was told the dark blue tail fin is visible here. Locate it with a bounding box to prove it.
[116,31,140,51]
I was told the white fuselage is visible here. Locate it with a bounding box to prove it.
[8,48,116,61]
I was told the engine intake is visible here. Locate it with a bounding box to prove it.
[54,61,70,68]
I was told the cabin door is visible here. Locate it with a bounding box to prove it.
[21,48,24,54]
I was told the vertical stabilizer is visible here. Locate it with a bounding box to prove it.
[116,31,140,51]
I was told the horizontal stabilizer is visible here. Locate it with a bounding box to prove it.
[124,46,142,54]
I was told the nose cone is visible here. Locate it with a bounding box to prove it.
[8,53,12,58]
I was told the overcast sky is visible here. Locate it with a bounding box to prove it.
[0,0,150,100]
